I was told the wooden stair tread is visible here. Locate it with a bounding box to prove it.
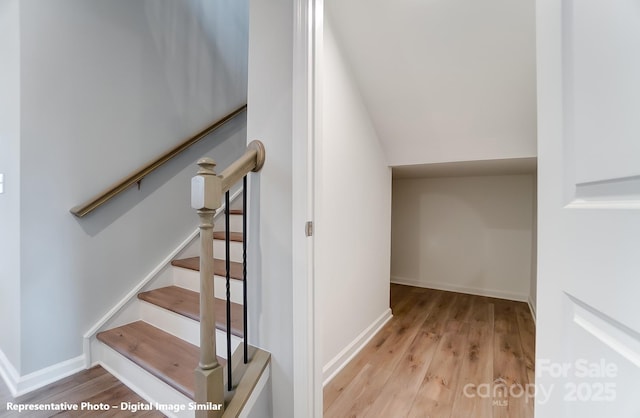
[213,231,243,242]
[228,209,243,215]
[97,321,226,400]
[138,286,244,337]
[171,257,243,280]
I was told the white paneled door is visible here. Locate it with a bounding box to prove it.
[536,0,640,417]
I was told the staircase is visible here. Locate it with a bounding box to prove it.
[88,185,269,417]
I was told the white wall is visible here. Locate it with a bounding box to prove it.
[318,16,392,380]
[0,0,22,374]
[247,0,294,416]
[17,0,248,374]
[529,175,538,317]
[392,175,535,301]
[327,0,537,166]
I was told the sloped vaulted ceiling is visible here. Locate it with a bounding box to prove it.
[326,0,537,166]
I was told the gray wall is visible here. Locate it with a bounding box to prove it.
[0,0,22,372]
[15,0,248,374]
[247,0,294,416]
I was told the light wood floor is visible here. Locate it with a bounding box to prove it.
[0,366,164,417]
[324,284,536,418]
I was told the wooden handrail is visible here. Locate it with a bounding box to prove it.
[220,141,265,193]
[70,105,247,218]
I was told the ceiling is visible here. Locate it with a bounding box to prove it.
[325,0,537,167]
[392,157,537,179]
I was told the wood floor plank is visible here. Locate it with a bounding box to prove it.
[322,319,398,412]
[4,375,121,418]
[493,300,532,418]
[390,282,410,304]
[407,320,470,418]
[516,303,536,417]
[363,318,442,418]
[325,289,460,417]
[516,303,536,385]
[326,291,454,418]
[324,284,536,418]
[324,320,422,415]
[323,289,447,414]
[450,300,494,418]
[8,367,107,407]
[466,295,492,324]
[380,290,462,418]
[47,380,125,417]
[417,292,459,335]
[52,382,165,417]
[0,366,166,418]
[323,287,423,411]
[449,292,476,323]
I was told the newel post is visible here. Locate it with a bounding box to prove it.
[191,157,224,417]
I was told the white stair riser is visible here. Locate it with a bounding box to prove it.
[139,301,242,358]
[214,214,243,234]
[173,267,244,305]
[213,239,243,263]
[213,277,244,306]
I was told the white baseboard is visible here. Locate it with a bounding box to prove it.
[390,276,528,302]
[0,348,19,397]
[0,350,85,398]
[322,309,392,386]
[528,296,537,324]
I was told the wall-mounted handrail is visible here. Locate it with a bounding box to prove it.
[70,105,247,218]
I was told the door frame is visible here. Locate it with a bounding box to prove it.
[292,0,323,416]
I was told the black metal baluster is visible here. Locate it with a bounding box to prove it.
[243,176,248,364]
[225,191,232,391]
